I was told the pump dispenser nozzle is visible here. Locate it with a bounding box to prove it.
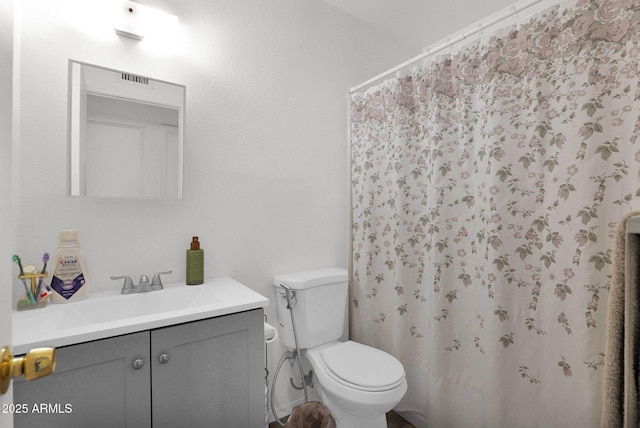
[190,236,200,250]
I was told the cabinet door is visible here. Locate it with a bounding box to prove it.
[14,331,151,428]
[151,309,264,428]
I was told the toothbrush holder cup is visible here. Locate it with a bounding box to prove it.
[16,272,48,311]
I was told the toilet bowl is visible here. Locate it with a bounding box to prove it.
[306,341,407,428]
[273,268,407,428]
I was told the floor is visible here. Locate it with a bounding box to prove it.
[269,410,415,427]
[386,411,416,428]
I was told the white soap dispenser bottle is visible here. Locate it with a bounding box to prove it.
[49,229,90,303]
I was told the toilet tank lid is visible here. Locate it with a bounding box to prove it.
[273,267,348,290]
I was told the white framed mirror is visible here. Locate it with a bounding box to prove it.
[68,60,185,199]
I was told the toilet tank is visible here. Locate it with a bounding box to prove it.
[273,267,348,350]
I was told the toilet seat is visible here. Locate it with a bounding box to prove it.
[321,341,405,392]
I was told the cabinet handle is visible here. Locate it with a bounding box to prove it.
[158,353,170,364]
[132,358,145,370]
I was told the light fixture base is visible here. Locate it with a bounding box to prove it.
[114,28,145,40]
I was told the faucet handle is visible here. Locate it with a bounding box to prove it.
[139,274,150,286]
[151,270,173,287]
[111,276,134,293]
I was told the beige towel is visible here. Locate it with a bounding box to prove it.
[602,211,640,428]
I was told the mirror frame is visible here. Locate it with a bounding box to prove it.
[67,60,185,200]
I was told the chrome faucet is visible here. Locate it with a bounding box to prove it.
[111,270,172,294]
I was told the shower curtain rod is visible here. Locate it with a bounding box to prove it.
[349,0,552,94]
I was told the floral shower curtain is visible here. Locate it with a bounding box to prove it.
[349,1,640,427]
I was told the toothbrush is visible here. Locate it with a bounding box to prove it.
[40,252,49,274]
[35,252,49,301]
[12,255,36,304]
[12,254,25,276]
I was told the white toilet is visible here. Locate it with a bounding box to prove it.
[273,267,407,428]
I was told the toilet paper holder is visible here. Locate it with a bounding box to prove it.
[264,322,278,344]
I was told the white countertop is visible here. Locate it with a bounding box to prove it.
[13,277,269,355]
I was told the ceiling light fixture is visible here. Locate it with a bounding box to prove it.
[115,1,178,41]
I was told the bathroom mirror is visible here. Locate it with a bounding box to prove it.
[68,60,185,199]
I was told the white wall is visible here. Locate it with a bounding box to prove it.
[14,0,414,418]
[1,0,15,425]
[322,0,522,53]
[413,0,527,49]
[15,1,414,303]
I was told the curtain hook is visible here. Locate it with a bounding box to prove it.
[511,5,519,26]
[446,38,454,57]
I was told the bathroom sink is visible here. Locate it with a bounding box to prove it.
[60,284,215,325]
[12,277,269,354]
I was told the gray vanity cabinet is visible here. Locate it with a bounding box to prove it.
[151,308,264,428]
[14,331,151,427]
[14,308,264,428]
